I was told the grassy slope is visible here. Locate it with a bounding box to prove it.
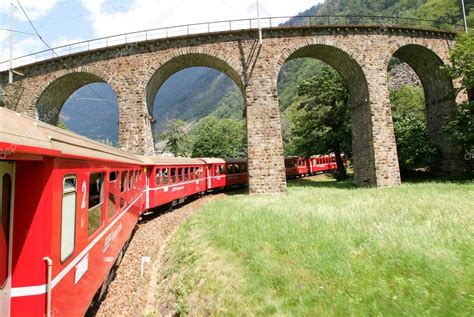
[156,177,474,316]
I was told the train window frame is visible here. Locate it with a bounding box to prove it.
[155,168,161,186]
[176,168,182,182]
[61,175,77,263]
[128,171,133,190]
[121,171,127,193]
[241,164,247,173]
[162,168,169,185]
[170,168,176,183]
[184,167,189,181]
[108,171,118,219]
[88,172,105,236]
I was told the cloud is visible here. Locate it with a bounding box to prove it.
[0,0,60,22]
[81,0,322,38]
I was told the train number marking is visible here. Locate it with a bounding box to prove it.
[75,254,89,284]
[81,181,87,209]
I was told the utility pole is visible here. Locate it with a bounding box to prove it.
[461,0,468,32]
[9,3,14,83]
[256,0,262,45]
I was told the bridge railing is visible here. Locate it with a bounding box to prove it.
[0,15,469,72]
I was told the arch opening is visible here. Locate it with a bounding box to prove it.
[146,54,246,156]
[277,44,374,185]
[387,44,458,174]
[36,72,119,145]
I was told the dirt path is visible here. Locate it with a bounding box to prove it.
[94,194,225,316]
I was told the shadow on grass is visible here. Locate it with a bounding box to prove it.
[287,176,358,190]
[401,171,474,184]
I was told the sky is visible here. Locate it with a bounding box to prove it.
[0,0,323,65]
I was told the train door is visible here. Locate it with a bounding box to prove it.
[0,161,14,317]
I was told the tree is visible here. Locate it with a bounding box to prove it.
[159,119,191,157]
[290,67,351,179]
[444,33,474,163]
[191,116,246,158]
[57,120,68,130]
[390,85,440,173]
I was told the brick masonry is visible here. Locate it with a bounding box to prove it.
[0,26,460,193]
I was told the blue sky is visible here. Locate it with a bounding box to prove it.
[0,0,323,65]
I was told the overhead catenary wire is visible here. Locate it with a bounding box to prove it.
[16,0,120,113]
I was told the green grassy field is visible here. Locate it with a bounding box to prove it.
[156,176,474,316]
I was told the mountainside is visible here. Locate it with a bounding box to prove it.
[61,0,473,145]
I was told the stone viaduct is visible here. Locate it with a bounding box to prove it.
[0,23,461,194]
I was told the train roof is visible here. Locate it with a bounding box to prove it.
[0,107,142,164]
[139,155,205,165]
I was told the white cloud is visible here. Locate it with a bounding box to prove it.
[0,0,60,22]
[81,0,322,38]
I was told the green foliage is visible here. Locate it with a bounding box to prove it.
[390,85,426,121]
[190,116,246,158]
[394,116,441,172]
[56,120,68,130]
[444,33,474,159]
[289,67,351,156]
[159,119,191,157]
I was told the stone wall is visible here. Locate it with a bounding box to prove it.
[0,26,458,193]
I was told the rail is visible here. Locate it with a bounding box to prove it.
[0,15,469,71]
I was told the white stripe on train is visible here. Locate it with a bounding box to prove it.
[11,193,143,298]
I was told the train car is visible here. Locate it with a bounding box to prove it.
[308,155,338,174]
[0,108,145,316]
[284,156,309,178]
[141,156,207,210]
[201,158,248,190]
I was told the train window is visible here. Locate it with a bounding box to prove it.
[241,164,247,173]
[177,168,182,182]
[61,176,76,262]
[170,168,176,183]
[128,171,133,190]
[121,171,127,193]
[88,173,104,236]
[189,167,194,180]
[184,167,189,180]
[234,164,240,174]
[1,173,12,286]
[155,168,161,186]
[108,171,118,218]
[162,168,169,185]
[227,165,233,174]
[219,165,225,175]
[109,171,118,182]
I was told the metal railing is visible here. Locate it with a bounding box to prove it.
[0,15,469,71]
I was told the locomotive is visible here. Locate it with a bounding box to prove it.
[0,107,338,316]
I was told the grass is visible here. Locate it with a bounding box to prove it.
[155,175,474,316]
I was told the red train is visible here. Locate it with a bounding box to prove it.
[0,108,339,316]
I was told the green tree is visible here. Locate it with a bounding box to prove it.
[444,33,474,162]
[159,119,191,157]
[390,84,440,173]
[290,67,351,179]
[191,116,246,158]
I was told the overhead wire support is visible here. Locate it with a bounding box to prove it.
[256,0,262,45]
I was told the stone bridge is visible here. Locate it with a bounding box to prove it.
[0,19,462,193]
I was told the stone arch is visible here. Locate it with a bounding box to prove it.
[35,67,118,125]
[385,43,459,173]
[275,41,377,186]
[144,49,245,117]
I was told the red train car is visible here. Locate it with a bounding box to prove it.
[200,158,248,190]
[284,156,310,178]
[142,156,207,209]
[308,155,338,174]
[0,108,145,316]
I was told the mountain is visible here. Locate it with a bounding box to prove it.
[61,0,472,145]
